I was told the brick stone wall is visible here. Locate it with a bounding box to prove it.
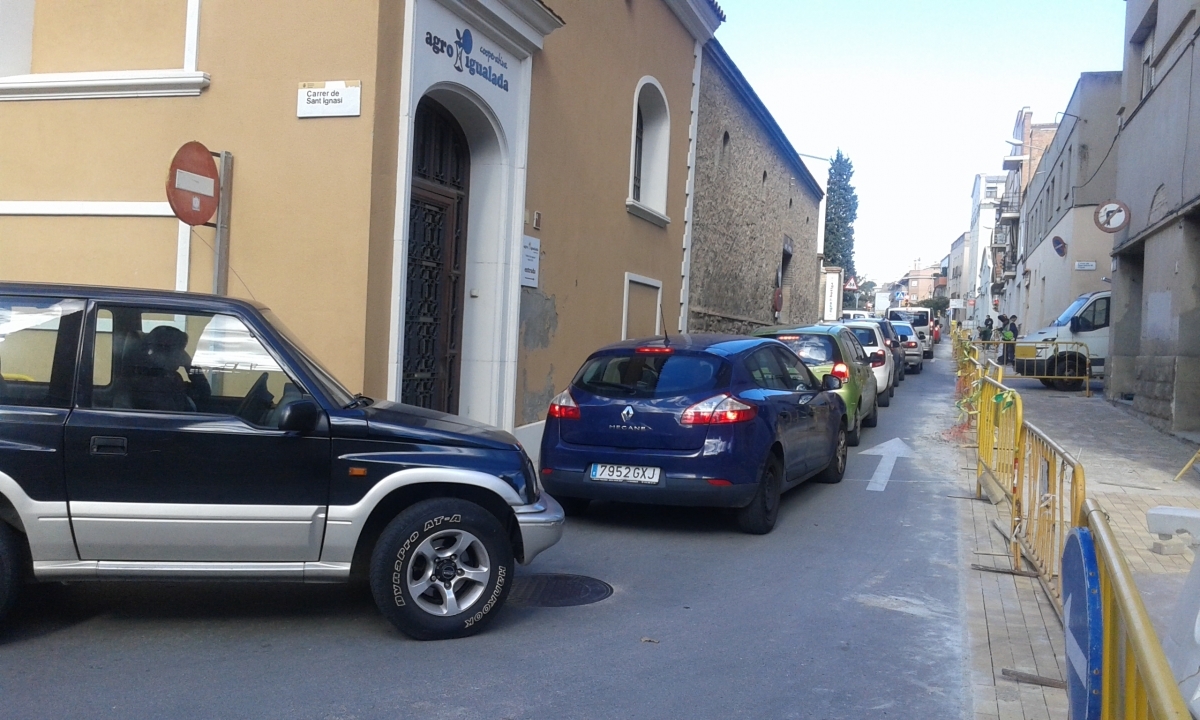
[1133,355,1176,431]
[687,48,822,335]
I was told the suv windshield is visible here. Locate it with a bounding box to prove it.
[773,334,839,366]
[573,352,730,399]
[1052,296,1091,327]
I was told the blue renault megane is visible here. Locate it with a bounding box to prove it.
[538,335,849,534]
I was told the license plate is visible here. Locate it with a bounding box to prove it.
[590,464,661,484]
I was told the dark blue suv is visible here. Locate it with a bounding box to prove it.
[539,335,848,534]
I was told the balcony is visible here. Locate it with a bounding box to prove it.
[1002,154,1029,171]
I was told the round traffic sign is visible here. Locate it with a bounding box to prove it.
[1062,527,1103,720]
[1094,200,1130,234]
[1052,236,1067,257]
[166,141,220,226]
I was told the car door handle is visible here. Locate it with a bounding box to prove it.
[90,436,127,456]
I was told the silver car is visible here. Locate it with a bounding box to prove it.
[891,321,924,374]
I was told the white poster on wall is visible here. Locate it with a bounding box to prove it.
[521,236,540,288]
[822,271,841,321]
[949,298,964,309]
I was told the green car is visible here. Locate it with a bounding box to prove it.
[753,324,879,446]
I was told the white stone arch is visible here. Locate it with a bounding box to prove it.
[627,76,671,225]
[392,80,520,427]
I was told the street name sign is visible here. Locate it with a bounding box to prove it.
[297,81,362,118]
[166,141,220,226]
[1062,527,1103,720]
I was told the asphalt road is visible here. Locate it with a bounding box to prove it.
[0,345,970,720]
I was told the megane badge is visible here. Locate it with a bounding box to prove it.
[621,406,634,423]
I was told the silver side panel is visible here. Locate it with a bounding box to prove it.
[0,471,78,561]
[69,502,326,562]
[322,466,524,565]
[33,560,351,582]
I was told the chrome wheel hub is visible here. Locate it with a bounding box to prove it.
[406,529,491,617]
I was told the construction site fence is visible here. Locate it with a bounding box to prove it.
[965,373,1189,716]
[1084,499,1192,720]
[969,340,1094,397]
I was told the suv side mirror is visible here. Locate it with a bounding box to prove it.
[279,398,321,433]
[1069,316,1082,334]
[822,374,843,391]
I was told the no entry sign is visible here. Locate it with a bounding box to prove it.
[166,141,220,226]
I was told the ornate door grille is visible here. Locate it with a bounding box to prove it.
[402,99,469,413]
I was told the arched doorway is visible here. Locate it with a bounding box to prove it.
[402,97,470,413]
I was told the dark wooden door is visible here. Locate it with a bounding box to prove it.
[402,98,469,413]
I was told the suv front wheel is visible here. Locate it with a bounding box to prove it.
[369,498,514,641]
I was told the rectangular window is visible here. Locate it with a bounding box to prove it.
[85,306,305,428]
[0,297,84,408]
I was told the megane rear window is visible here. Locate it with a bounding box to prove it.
[573,353,730,398]
[773,334,839,365]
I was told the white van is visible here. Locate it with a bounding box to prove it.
[1014,290,1109,390]
[888,308,933,358]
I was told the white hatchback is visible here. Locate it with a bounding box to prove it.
[843,321,894,407]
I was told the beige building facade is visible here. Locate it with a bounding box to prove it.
[0,0,729,442]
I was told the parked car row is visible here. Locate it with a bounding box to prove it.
[539,316,927,538]
[0,282,935,642]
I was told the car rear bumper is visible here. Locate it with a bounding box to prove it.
[541,468,759,508]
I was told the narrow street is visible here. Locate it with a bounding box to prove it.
[0,345,975,720]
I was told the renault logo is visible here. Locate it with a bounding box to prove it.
[621,406,634,423]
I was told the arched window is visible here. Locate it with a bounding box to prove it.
[627,77,670,226]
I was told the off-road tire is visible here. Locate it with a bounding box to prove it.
[370,498,513,641]
[0,521,25,623]
[814,424,847,484]
[557,496,591,517]
[736,454,783,535]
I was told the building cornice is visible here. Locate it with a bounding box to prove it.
[703,40,822,200]
[662,0,724,42]
[435,0,564,58]
[0,69,209,101]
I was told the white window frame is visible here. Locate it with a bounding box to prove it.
[621,272,663,340]
[625,76,671,227]
[0,0,208,101]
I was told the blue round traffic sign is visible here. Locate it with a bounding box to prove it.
[1062,527,1103,720]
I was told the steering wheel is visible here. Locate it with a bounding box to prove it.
[234,372,272,425]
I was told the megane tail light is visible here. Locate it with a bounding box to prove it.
[547,389,580,420]
[681,394,757,425]
[831,362,850,381]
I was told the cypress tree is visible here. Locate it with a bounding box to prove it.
[823,150,858,281]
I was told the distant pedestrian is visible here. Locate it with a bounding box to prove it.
[1002,316,1019,365]
[979,316,994,342]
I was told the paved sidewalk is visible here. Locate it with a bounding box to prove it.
[1009,378,1200,631]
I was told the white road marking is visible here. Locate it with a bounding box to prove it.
[859,437,916,492]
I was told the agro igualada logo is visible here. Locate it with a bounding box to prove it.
[424,27,510,92]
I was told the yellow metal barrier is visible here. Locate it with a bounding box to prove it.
[963,372,1190,717]
[970,340,1094,397]
[976,376,1022,502]
[1083,498,1192,720]
[1011,422,1086,612]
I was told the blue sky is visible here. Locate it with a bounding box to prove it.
[713,0,1128,284]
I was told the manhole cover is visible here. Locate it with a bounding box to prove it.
[508,573,612,608]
